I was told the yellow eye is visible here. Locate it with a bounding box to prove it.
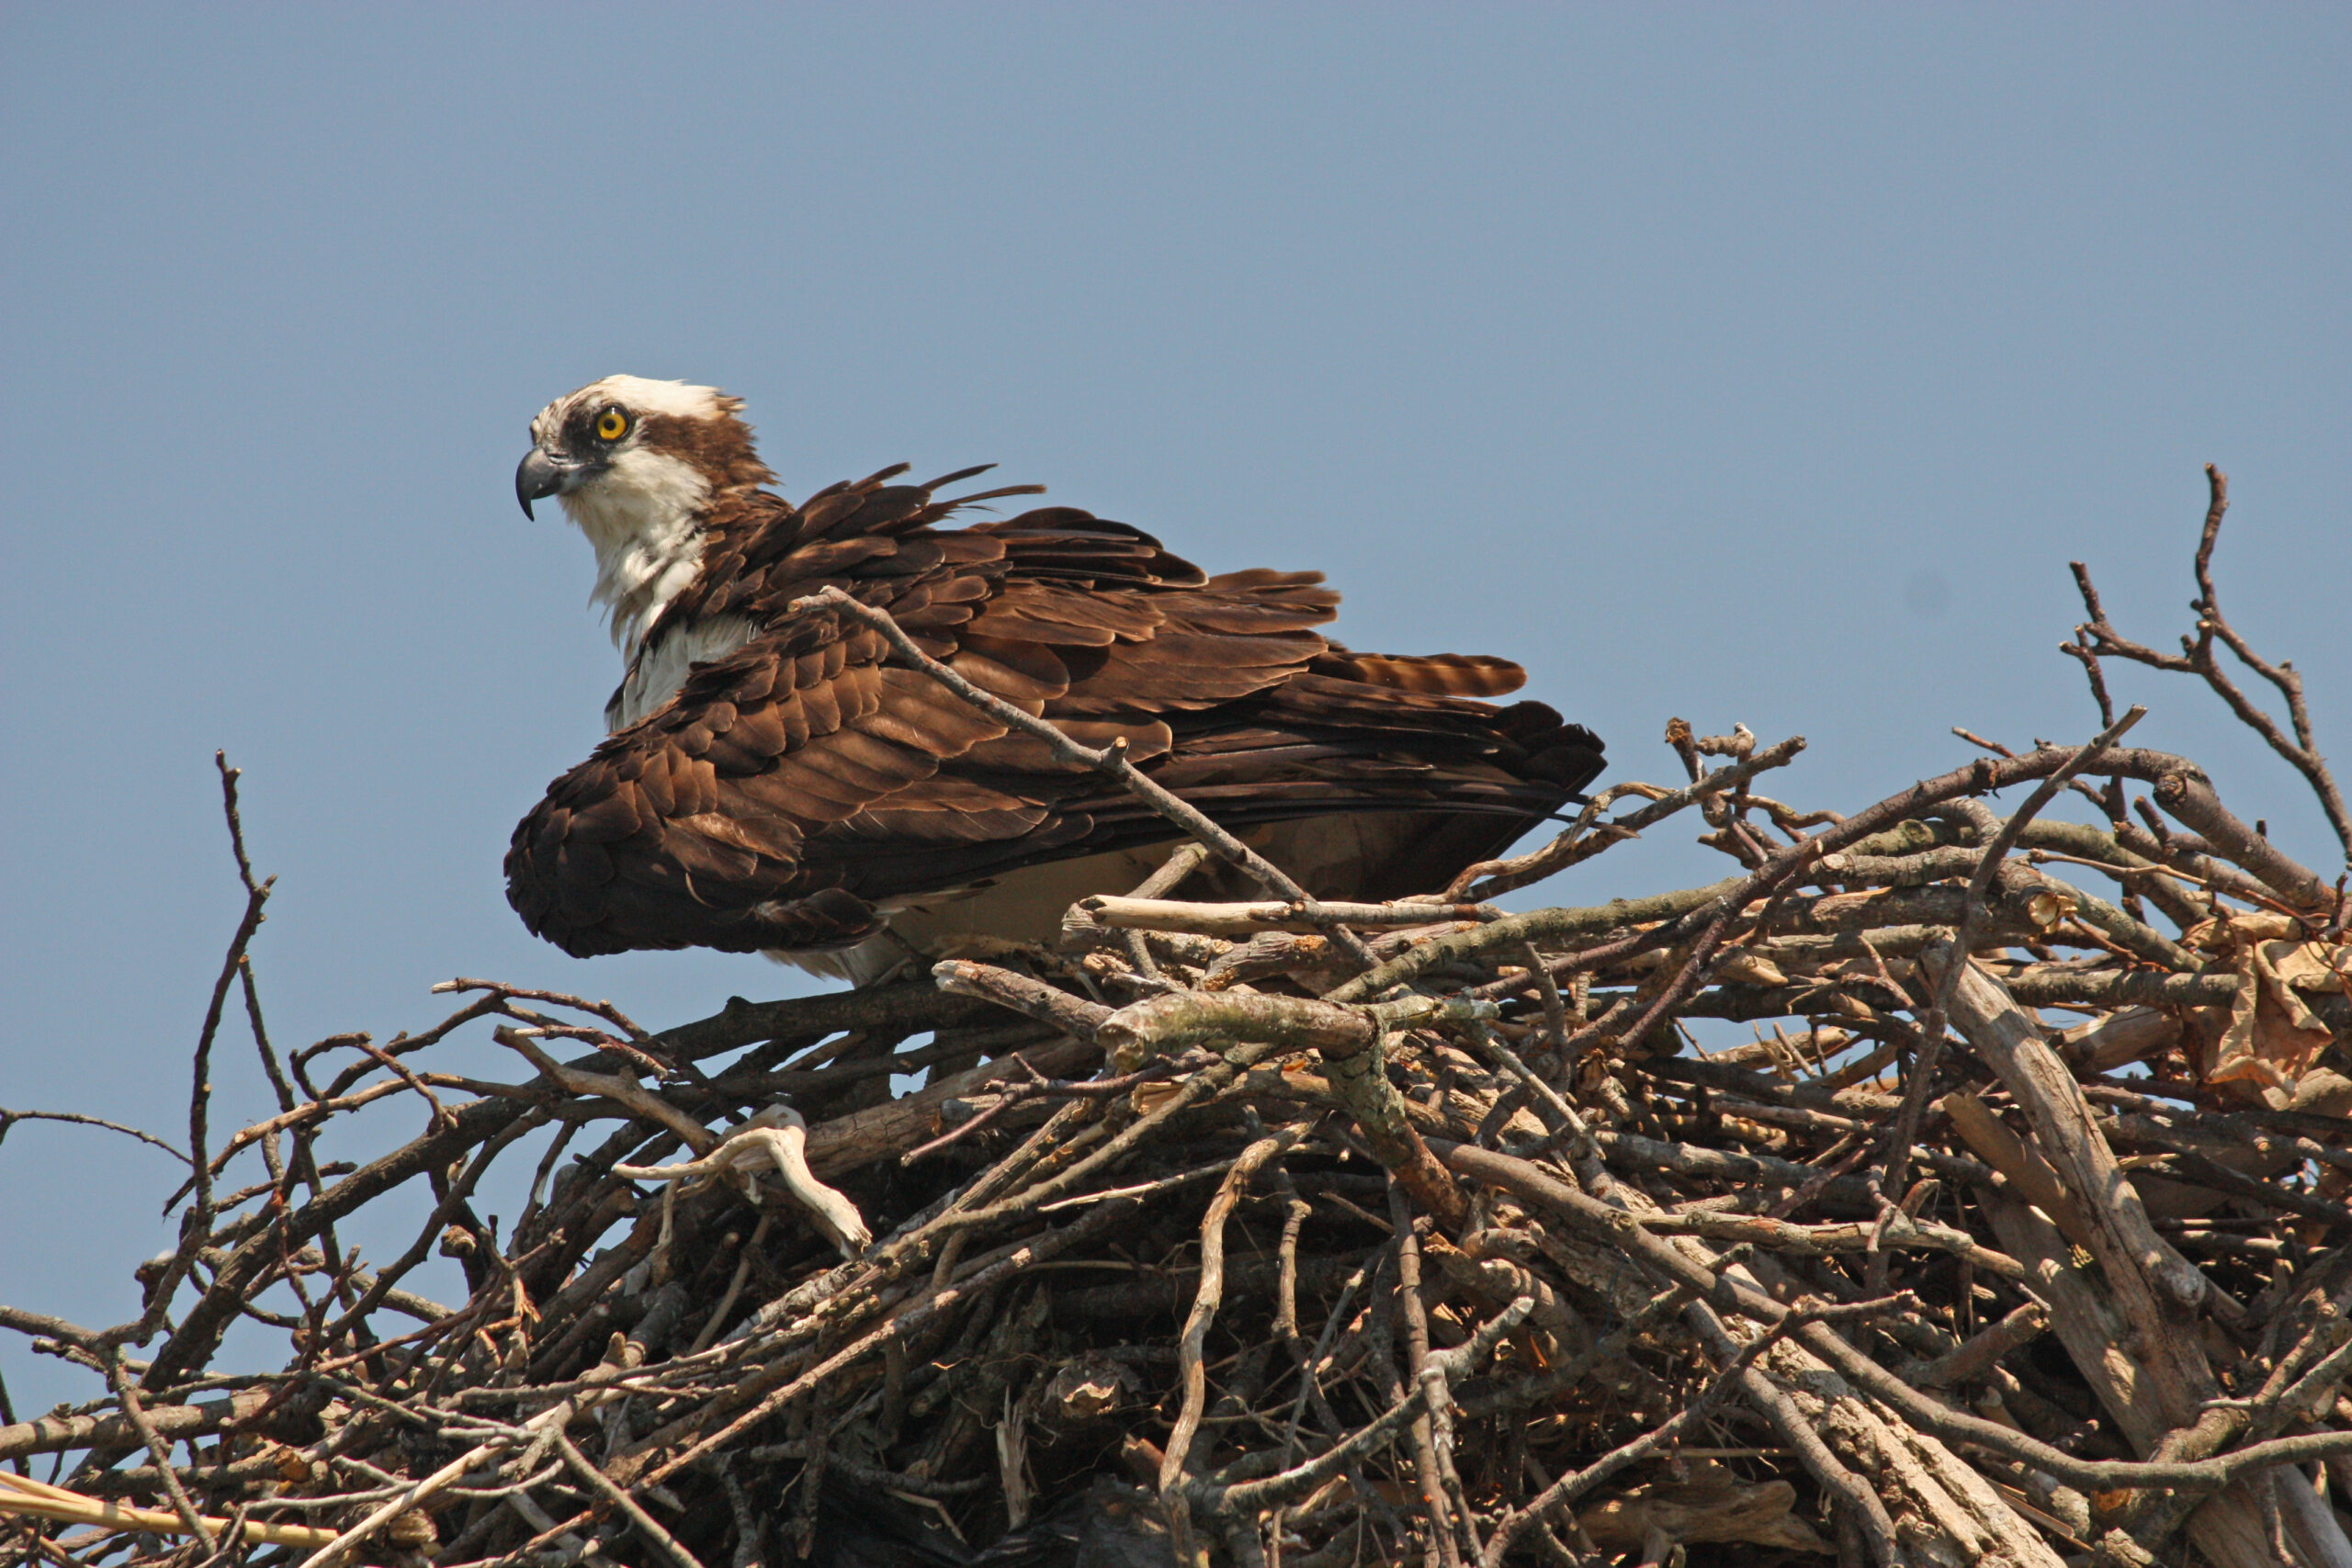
[595,408,629,442]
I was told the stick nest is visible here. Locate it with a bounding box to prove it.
[8,468,2352,1568]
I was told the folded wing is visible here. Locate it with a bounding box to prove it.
[508,478,1603,958]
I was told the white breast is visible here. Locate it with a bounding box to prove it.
[606,613,761,730]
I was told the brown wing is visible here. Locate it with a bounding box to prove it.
[508,606,1036,955]
[508,470,1603,957]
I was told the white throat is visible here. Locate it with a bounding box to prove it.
[559,447,713,658]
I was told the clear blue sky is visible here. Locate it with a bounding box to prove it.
[3,6,2346,1416]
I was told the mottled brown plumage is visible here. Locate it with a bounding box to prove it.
[507,378,1603,968]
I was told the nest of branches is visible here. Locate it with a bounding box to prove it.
[8,469,2352,1568]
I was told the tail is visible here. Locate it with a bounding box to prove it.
[1310,647,1529,698]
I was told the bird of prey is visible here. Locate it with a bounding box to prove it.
[507,376,1604,983]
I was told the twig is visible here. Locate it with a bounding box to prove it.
[554,1429,707,1568]
[103,1348,215,1550]
[0,1109,188,1166]
[1161,1134,1291,1555]
[1443,737,1807,901]
[1878,705,2143,1203]
[2075,468,2351,863]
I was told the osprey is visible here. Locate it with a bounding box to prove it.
[507,375,1605,982]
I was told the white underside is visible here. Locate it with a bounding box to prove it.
[608,613,761,730]
[770,847,1171,987]
[767,810,1447,987]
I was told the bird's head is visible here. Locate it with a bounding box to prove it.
[515,374,774,527]
[517,375,777,649]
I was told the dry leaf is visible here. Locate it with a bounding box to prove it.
[2192,913,2348,1100]
[1715,950,1789,987]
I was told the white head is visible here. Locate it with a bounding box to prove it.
[515,376,775,651]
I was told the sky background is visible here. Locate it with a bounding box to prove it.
[3,6,2347,1417]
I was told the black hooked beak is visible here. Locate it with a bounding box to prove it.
[515,447,584,519]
